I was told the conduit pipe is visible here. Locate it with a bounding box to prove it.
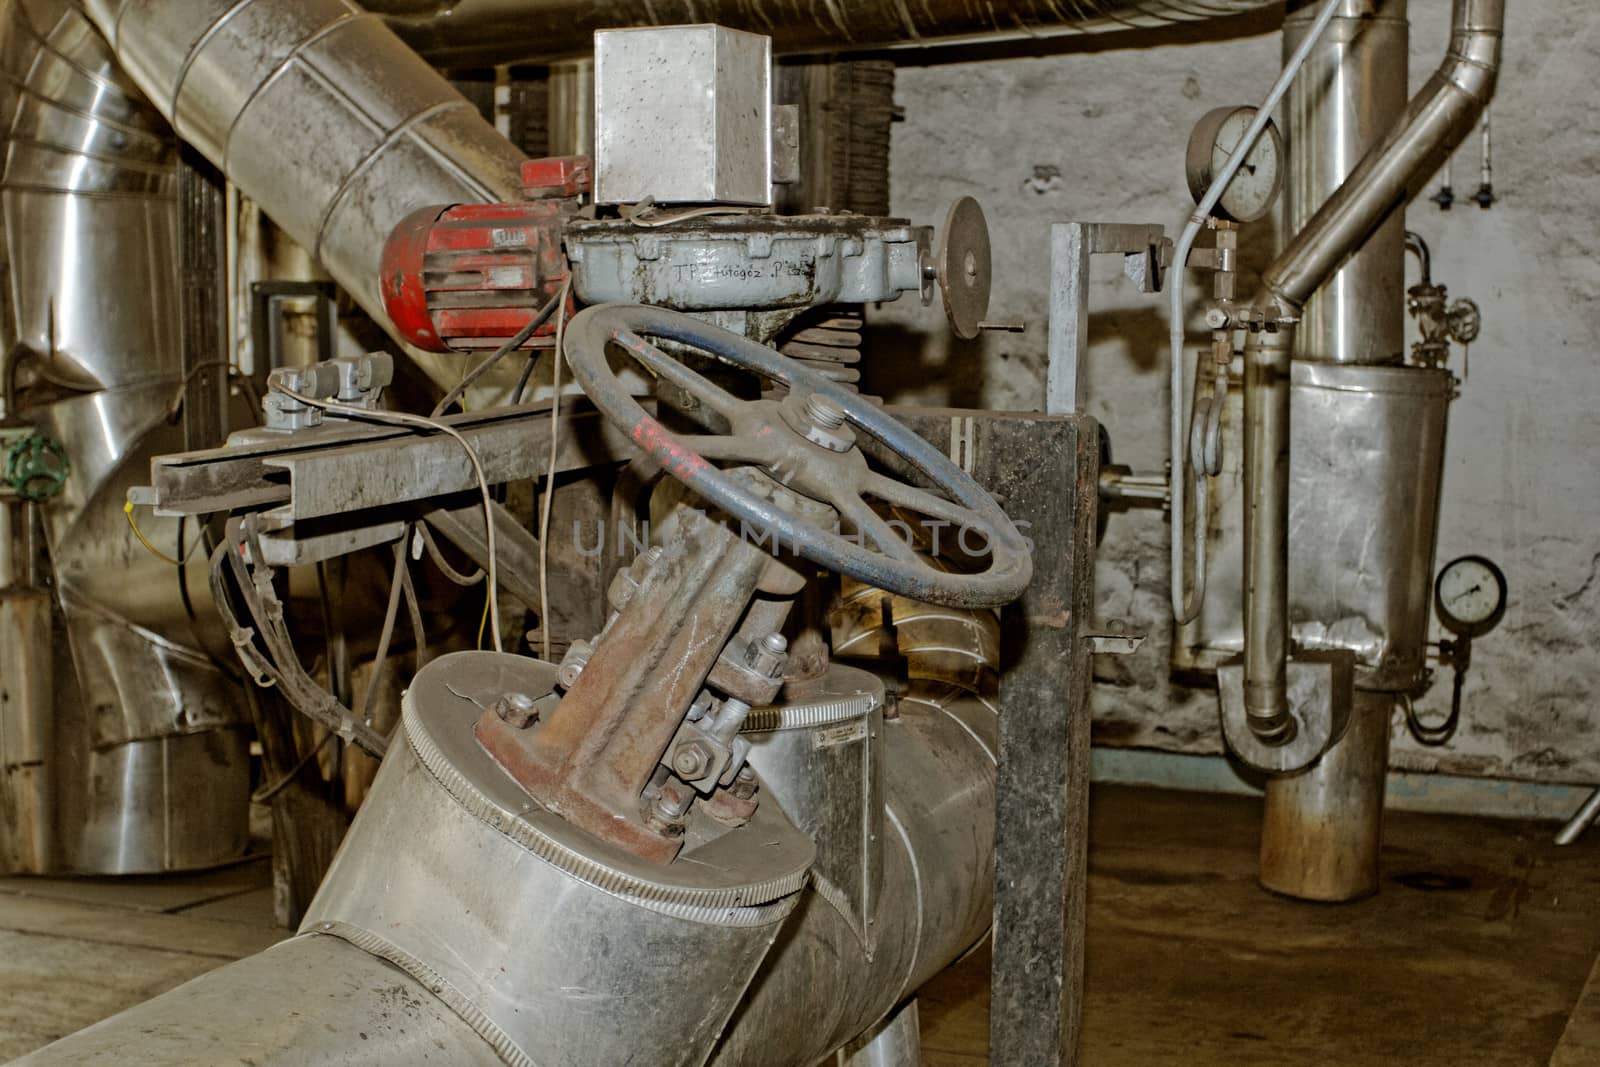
[0,0,252,875]
[1243,0,1502,736]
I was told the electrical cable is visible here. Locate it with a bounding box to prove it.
[1166,0,1343,623]
[361,534,412,725]
[537,275,572,662]
[124,500,204,566]
[431,290,561,417]
[251,729,335,804]
[269,384,504,654]
[415,522,485,586]
[511,345,546,405]
[207,530,388,756]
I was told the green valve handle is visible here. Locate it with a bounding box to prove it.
[5,432,69,501]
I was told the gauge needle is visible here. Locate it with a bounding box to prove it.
[1450,582,1482,606]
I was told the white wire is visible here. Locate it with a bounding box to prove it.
[271,385,504,654]
[538,275,572,663]
[1167,0,1343,623]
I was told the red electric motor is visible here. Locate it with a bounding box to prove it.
[380,155,590,353]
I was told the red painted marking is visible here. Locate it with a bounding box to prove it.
[632,415,710,479]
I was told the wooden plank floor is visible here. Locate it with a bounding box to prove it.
[3,785,1598,1064]
[922,785,1600,1066]
[0,856,286,1060]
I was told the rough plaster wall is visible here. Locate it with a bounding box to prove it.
[873,1,1600,783]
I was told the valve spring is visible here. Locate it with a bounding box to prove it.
[771,307,869,400]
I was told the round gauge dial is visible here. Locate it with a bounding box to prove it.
[1434,555,1508,637]
[1185,105,1284,224]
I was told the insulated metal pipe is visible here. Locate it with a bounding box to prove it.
[1241,325,1295,742]
[369,0,1285,67]
[0,0,180,390]
[1260,690,1391,901]
[80,0,527,347]
[1282,0,1409,365]
[1263,0,1504,312]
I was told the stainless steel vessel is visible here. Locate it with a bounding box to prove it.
[1281,0,1410,368]
[1179,359,1454,693]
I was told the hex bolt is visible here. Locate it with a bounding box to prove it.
[556,639,593,690]
[743,632,790,679]
[731,765,758,800]
[652,783,693,823]
[671,742,712,781]
[492,692,541,729]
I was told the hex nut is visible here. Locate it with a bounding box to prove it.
[671,742,712,781]
[492,692,541,729]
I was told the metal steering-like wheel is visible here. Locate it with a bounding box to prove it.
[564,304,1032,609]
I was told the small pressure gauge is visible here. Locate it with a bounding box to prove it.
[1435,554,1508,637]
[1185,105,1284,224]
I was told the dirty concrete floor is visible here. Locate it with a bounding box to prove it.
[4,785,1599,1064]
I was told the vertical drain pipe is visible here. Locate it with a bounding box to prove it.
[1241,324,1296,745]
[1254,0,1501,901]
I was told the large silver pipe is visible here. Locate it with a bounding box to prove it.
[1241,325,1295,742]
[0,0,179,391]
[80,0,527,349]
[0,0,251,875]
[1260,689,1391,901]
[19,671,997,1065]
[1263,0,1504,312]
[1282,0,1408,365]
[369,0,1284,67]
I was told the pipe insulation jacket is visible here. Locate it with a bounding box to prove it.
[80,0,528,342]
[0,0,180,391]
[367,0,1285,66]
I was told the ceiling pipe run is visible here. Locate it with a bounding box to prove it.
[370,0,1285,67]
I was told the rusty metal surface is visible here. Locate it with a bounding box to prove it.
[146,400,631,519]
[881,405,1099,1066]
[477,504,779,863]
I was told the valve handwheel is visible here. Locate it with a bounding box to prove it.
[564,304,1032,609]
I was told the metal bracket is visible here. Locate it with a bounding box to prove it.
[1086,629,1146,656]
[1046,222,1172,416]
[249,280,337,388]
[1217,649,1355,774]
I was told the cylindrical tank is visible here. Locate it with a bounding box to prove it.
[1178,360,1453,692]
[303,652,813,1067]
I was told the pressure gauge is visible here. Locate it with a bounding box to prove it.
[1185,105,1284,224]
[1434,554,1508,637]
